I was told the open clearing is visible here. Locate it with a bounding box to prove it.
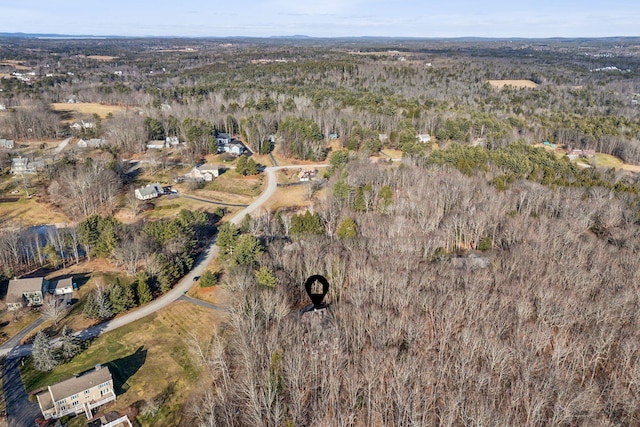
[0,196,70,227]
[51,102,128,119]
[487,80,538,89]
[86,55,118,61]
[21,301,222,426]
[536,143,640,173]
[0,60,31,70]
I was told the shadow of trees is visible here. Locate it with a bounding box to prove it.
[105,346,147,395]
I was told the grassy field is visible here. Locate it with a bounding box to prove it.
[487,80,539,89]
[0,196,70,227]
[86,55,119,61]
[51,103,129,120]
[380,149,404,159]
[264,184,320,212]
[21,301,222,426]
[194,170,264,200]
[144,195,240,220]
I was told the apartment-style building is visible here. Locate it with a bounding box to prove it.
[36,365,115,420]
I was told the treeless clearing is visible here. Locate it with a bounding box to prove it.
[86,55,118,61]
[263,184,314,212]
[144,196,240,220]
[51,102,128,119]
[0,60,31,70]
[487,79,538,89]
[0,197,70,227]
[380,149,404,159]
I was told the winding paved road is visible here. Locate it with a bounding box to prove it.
[0,165,326,360]
[0,164,328,425]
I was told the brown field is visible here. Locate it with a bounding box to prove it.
[51,102,128,119]
[0,60,31,70]
[0,196,70,227]
[264,184,316,212]
[487,79,539,89]
[86,55,118,61]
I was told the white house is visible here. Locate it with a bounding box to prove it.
[146,140,168,150]
[0,138,14,149]
[49,277,74,296]
[70,120,94,131]
[215,132,232,145]
[186,164,220,182]
[418,134,432,143]
[165,136,180,146]
[224,142,246,156]
[77,138,105,148]
[11,156,37,174]
[134,183,164,200]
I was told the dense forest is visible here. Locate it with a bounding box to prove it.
[188,149,640,425]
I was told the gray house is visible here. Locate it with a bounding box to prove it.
[134,183,165,200]
[6,277,47,311]
[11,156,37,174]
[0,138,14,149]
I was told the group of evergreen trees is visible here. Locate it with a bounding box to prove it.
[31,326,80,372]
[77,209,211,309]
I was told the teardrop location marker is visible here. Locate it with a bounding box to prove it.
[304,275,329,309]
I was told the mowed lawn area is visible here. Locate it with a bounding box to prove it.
[21,301,223,426]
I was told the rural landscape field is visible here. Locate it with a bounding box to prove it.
[0,32,640,426]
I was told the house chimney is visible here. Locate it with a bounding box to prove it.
[95,363,102,371]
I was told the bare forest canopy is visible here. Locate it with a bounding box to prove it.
[193,156,640,425]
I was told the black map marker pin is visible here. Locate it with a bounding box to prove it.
[304,275,329,309]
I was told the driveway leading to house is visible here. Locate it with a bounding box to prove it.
[2,357,41,427]
[53,137,72,156]
[0,315,45,354]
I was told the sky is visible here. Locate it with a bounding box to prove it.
[1,0,639,38]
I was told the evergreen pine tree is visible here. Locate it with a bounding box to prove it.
[32,331,58,371]
[83,293,99,319]
[60,325,80,360]
[136,274,153,305]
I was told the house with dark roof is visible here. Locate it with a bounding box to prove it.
[215,132,232,145]
[36,365,115,420]
[6,277,47,311]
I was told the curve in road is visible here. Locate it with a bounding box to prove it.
[1,165,326,359]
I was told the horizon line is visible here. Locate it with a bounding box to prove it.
[2,32,640,41]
